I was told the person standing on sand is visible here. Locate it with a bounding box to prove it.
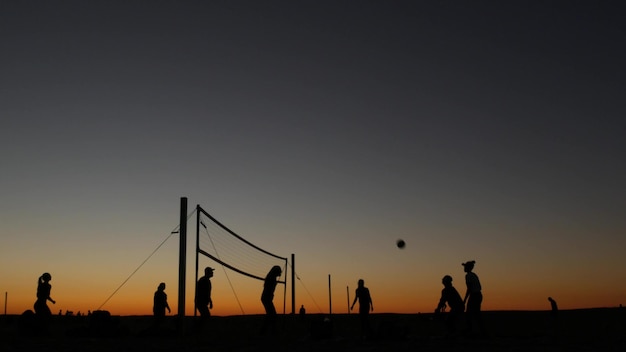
[153,282,171,325]
[195,267,214,320]
[261,265,282,334]
[548,297,558,317]
[462,260,485,335]
[34,273,56,316]
[435,275,464,335]
[350,279,374,339]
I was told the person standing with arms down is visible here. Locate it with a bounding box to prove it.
[462,260,485,336]
[261,265,282,334]
[350,279,374,339]
[195,267,214,321]
[153,282,171,326]
[435,275,465,335]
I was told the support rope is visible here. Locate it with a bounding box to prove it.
[96,209,196,311]
[292,268,324,314]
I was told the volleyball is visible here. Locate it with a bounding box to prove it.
[396,239,406,249]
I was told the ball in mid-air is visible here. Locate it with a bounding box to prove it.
[396,239,406,249]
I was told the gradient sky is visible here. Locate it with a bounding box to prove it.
[1,1,625,316]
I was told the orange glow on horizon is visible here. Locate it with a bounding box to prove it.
[4,280,622,317]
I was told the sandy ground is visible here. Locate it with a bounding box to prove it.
[2,309,625,351]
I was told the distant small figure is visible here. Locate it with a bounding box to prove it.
[153,282,171,324]
[261,265,282,334]
[350,279,374,339]
[462,260,485,335]
[34,273,56,317]
[435,275,465,335]
[299,304,306,316]
[548,297,558,317]
[195,267,214,320]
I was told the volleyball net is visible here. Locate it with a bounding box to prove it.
[195,205,290,313]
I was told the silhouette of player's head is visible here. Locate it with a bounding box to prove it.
[442,275,453,287]
[205,267,214,277]
[41,272,52,282]
[462,260,476,272]
[269,265,282,277]
[158,282,166,291]
[357,279,364,287]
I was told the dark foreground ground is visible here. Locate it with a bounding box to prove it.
[2,308,625,351]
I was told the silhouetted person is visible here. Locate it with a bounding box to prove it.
[350,279,373,339]
[299,304,306,316]
[34,273,56,317]
[153,282,171,326]
[33,272,55,332]
[548,297,558,317]
[261,265,282,334]
[298,304,306,322]
[195,267,214,321]
[462,260,485,335]
[435,275,464,335]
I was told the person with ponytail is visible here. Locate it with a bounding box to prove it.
[34,272,56,316]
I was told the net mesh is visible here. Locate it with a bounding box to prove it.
[196,206,287,283]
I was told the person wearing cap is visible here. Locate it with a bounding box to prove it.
[195,267,214,319]
[462,260,484,335]
[435,275,464,335]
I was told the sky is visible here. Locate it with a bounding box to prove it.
[1,1,625,317]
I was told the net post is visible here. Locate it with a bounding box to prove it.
[291,253,295,314]
[346,286,350,314]
[328,274,332,317]
[194,204,200,317]
[178,197,187,331]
